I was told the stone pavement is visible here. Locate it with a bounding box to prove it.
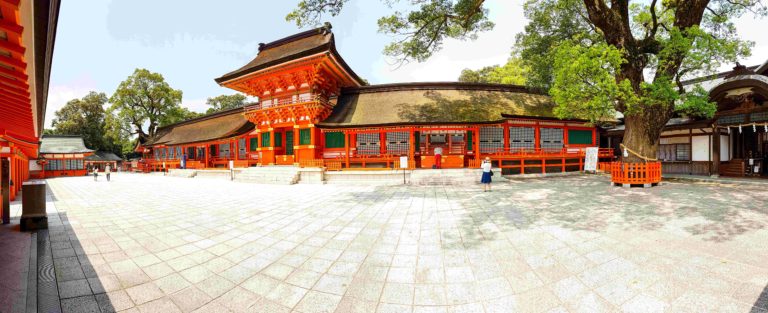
[36,173,768,312]
[0,200,32,313]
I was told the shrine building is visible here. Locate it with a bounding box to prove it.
[139,24,612,174]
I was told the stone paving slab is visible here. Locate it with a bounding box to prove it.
[35,173,768,312]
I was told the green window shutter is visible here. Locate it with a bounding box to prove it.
[324,132,345,148]
[299,129,312,145]
[274,132,282,147]
[467,131,473,150]
[261,132,270,147]
[249,137,258,151]
[567,129,593,145]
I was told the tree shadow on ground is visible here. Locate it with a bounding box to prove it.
[351,176,768,245]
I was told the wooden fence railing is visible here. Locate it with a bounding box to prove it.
[299,159,325,168]
[608,162,662,185]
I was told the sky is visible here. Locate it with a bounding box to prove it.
[45,0,768,128]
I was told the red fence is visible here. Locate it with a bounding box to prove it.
[608,162,662,185]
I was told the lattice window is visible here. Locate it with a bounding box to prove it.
[751,111,768,122]
[176,147,182,159]
[356,133,380,155]
[676,144,690,161]
[386,131,409,155]
[509,127,535,149]
[238,138,246,159]
[540,128,564,149]
[219,143,230,158]
[480,127,504,153]
[717,114,746,125]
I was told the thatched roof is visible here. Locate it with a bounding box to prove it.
[146,108,253,146]
[40,135,93,154]
[215,23,364,85]
[318,82,555,128]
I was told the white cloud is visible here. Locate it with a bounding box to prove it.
[182,98,208,113]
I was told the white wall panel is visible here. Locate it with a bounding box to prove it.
[692,135,709,161]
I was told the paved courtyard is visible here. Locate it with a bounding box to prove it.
[36,173,768,312]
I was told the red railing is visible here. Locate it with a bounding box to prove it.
[245,95,329,110]
[608,162,662,185]
[488,147,614,158]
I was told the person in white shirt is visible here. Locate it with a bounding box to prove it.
[480,157,493,192]
[434,146,443,169]
[105,164,112,182]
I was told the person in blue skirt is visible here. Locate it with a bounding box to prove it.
[481,157,492,192]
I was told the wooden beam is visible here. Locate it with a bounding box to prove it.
[0,89,29,103]
[0,38,25,55]
[0,83,29,98]
[0,54,26,71]
[0,18,22,35]
[0,74,28,90]
[0,65,27,81]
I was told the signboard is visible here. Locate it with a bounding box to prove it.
[229,160,234,170]
[399,156,408,169]
[584,147,599,172]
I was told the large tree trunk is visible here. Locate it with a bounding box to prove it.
[621,113,668,163]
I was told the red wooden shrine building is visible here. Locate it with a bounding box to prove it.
[0,0,60,223]
[140,24,612,174]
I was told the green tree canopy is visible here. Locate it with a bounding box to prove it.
[50,92,110,152]
[289,0,766,162]
[205,94,247,114]
[108,69,195,144]
[458,56,527,85]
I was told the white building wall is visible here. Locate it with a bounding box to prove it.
[692,135,710,161]
[720,135,730,161]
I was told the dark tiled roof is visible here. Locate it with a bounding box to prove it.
[85,151,122,162]
[39,135,93,154]
[215,23,364,85]
[146,108,254,146]
[604,117,712,134]
[318,82,555,128]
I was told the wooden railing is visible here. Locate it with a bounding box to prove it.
[608,162,662,185]
[392,158,416,170]
[299,159,324,168]
[489,147,614,158]
[326,161,342,171]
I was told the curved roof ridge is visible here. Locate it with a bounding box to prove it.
[341,82,546,95]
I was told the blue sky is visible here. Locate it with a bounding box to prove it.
[45,0,767,128]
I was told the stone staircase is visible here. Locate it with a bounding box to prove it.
[235,166,301,185]
[409,168,508,185]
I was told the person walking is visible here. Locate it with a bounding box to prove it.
[480,157,493,192]
[434,146,443,169]
[105,164,111,182]
[92,166,98,181]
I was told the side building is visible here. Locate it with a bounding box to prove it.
[37,135,93,178]
[139,24,612,174]
[605,61,768,178]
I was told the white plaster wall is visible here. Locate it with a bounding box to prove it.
[692,135,710,161]
[720,135,730,161]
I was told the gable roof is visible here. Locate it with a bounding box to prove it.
[318,82,555,128]
[85,151,122,162]
[145,107,254,146]
[39,135,93,154]
[215,23,364,85]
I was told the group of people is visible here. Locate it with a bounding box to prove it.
[88,164,112,182]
